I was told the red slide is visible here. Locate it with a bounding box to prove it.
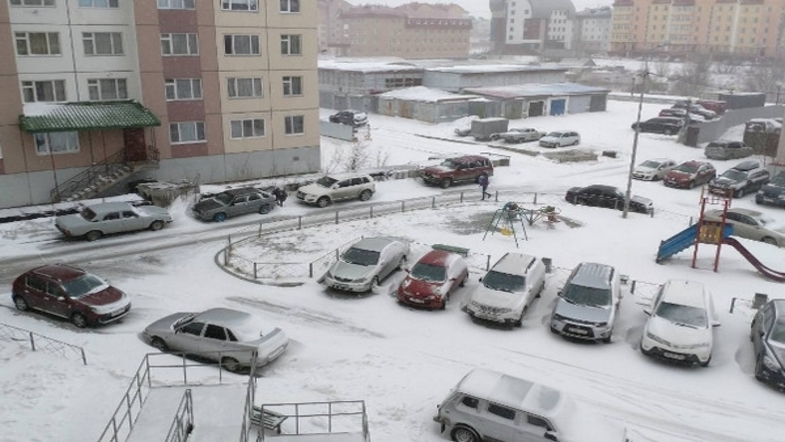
[722,237,785,282]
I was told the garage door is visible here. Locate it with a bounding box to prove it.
[550,99,566,116]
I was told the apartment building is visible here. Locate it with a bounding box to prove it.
[317,0,351,55]
[489,0,576,55]
[610,0,785,59]
[573,6,612,54]
[0,0,319,209]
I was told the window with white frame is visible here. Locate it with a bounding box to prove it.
[222,0,257,11]
[161,33,199,55]
[34,132,79,155]
[224,34,260,55]
[170,121,205,144]
[15,32,60,56]
[227,77,263,98]
[165,78,202,101]
[284,115,304,135]
[83,32,124,55]
[280,34,302,55]
[282,76,302,96]
[22,80,66,103]
[230,118,265,139]
[279,0,299,13]
[10,0,55,6]
[88,78,127,100]
[78,0,118,7]
[157,0,194,9]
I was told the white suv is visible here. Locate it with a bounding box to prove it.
[461,253,546,327]
[296,173,375,208]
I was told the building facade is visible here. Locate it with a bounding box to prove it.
[572,6,612,54]
[0,0,320,209]
[489,0,576,55]
[610,0,785,59]
[317,0,351,55]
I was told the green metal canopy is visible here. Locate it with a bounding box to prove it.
[19,100,161,133]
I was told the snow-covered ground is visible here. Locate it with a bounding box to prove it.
[1,100,784,442]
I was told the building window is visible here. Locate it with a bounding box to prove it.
[224,35,260,55]
[161,33,199,55]
[22,80,66,102]
[165,78,202,101]
[280,34,302,55]
[88,78,127,100]
[222,0,257,11]
[280,0,299,13]
[170,121,205,144]
[284,115,304,135]
[157,0,194,9]
[34,132,79,155]
[10,0,55,6]
[78,0,118,7]
[227,77,263,98]
[83,32,124,55]
[282,76,302,96]
[15,32,60,56]
[230,118,265,139]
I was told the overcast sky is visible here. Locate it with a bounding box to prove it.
[345,0,615,18]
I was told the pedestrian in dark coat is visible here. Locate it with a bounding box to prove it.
[273,187,288,207]
[479,174,491,200]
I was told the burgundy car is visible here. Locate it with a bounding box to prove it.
[397,250,469,310]
[12,264,131,328]
[663,160,716,189]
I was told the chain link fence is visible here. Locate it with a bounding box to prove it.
[0,322,87,365]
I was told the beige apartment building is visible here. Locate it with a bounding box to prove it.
[0,0,319,209]
[610,0,785,58]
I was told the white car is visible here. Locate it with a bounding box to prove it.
[632,158,677,181]
[641,279,719,367]
[538,130,581,148]
[296,173,376,208]
[492,128,544,143]
[322,237,410,292]
[461,253,546,327]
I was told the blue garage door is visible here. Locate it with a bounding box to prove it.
[550,99,566,116]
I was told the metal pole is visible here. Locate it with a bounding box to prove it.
[623,72,646,218]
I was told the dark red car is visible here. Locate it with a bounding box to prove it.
[12,264,131,328]
[397,250,469,310]
[663,160,717,189]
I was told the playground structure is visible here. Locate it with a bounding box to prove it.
[656,191,785,282]
[483,202,561,248]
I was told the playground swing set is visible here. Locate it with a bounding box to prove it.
[483,202,561,248]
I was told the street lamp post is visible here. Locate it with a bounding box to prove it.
[623,71,647,219]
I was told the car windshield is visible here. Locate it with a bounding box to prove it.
[482,270,525,293]
[706,142,727,149]
[640,160,662,168]
[410,262,447,282]
[770,174,785,186]
[674,163,698,173]
[80,208,98,221]
[215,193,234,205]
[61,274,109,298]
[440,159,458,169]
[342,247,380,266]
[546,132,563,138]
[721,170,747,181]
[316,177,339,187]
[562,284,611,308]
[770,321,785,344]
[654,302,707,328]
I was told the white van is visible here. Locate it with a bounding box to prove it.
[433,368,628,442]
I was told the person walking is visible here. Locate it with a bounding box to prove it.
[274,187,288,207]
[479,174,491,200]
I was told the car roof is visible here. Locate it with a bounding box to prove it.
[222,187,262,197]
[324,172,374,180]
[418,250,460,266]
[30,264,86,282]
[491,253,536,275]
[680,160,708,166]
[456,368,565,419]
[570,262,613,289]
[644,158,674,163]
[85,202,135,213]
[727,208,764,217]
[660,279,708,309]
[447,155,490,162]
[351,237,400,252]
[731,160,760,171]
[193,307,254,324]
[584,184,619,192]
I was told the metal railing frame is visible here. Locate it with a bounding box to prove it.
[257,400,369,442]
[163,389,194,442]
[0,322,87,364]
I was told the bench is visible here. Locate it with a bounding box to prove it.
[251,406,288,434]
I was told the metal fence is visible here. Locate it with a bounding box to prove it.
[0,322,87,365]
[163,389,194,442]
[258,401,369,442]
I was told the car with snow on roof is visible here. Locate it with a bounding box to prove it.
[397,249,469,310]
[322,237,409,293]
[55,201,172,241]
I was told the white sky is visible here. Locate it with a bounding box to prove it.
[345,0,616,18]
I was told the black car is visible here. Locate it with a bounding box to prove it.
[631,117,685,135]
[751,299,785,391]
[756,172,785,208]
[565,184,653,214]
[329,110,368,127]
[708,160,770,198]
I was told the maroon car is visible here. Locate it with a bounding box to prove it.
[12,264,131,328]
[397,250,469,310]
[663,160,716,189]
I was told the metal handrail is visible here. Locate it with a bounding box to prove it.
[0,322,87,364]
[164,389,194,442]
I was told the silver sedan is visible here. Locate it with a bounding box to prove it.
[322,237,410,292]
[56,201,172,241]
[704,208,785,247]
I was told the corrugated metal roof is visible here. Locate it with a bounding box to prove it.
[464,83,610,99]
[19,101,160,133]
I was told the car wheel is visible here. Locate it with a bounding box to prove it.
[359,189,372,201]
[151,337,168,352]
[259,204,272,215]
[761,237,777,245]
[371,276,380,289]
[451,425,480,442]
[602,334,612,344]
[700,355,711,368]
[514,307,527,327]
[149,220,164,231]
[13,295,29,311]
[85,230,102,242]
[688,180,696,189]
[221,357,241,373]
[397,256,407,270]
[572,140,579,146]
[71,312,88,328]
[459,273,468,287]
[754,355,765,381]
[440,178,453,189]
[735,189,745,198]
[213,212,227,222]
[664,129,673,136]
[316,197,331,208]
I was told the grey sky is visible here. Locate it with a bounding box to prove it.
[344,0,615,18]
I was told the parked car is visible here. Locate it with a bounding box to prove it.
[750,299,785,390]
[329,110,368,127]
[671,101,717,120]
[663,160,716,189]
[454,127,472,137]
[704,139,754,161]
[492,127,544,143]
[708,160,770,198]
[632,158,677,181]
[704,208,785,247]
[640,279,718,367]
[397,250,469,310]
[434,368,628,442]
[296,173,375,208]
[565,184,653,214]
[193,187,276,222]
[461,253,546,327]
[756,172,785,208]
[550,262,621,343]
[631,117,685,135]
[421,155,494,189]
[322,237,409,292]
[55,201,172,241]
[539,130,580,148]
[12,264,131,328]
[696,99,727,115]
[142,307,289,372]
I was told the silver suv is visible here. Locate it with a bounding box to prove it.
[296,173,375,207]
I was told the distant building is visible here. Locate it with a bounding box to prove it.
[572,7,612,55]
[489,0,576,55]
[423,65,568,93]
[318,0,352,55]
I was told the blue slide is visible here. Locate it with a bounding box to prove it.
[656,223,733,263]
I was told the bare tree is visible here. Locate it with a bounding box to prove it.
[345,140,372,172]
[671,54,712,97]
[742,62,785,100]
